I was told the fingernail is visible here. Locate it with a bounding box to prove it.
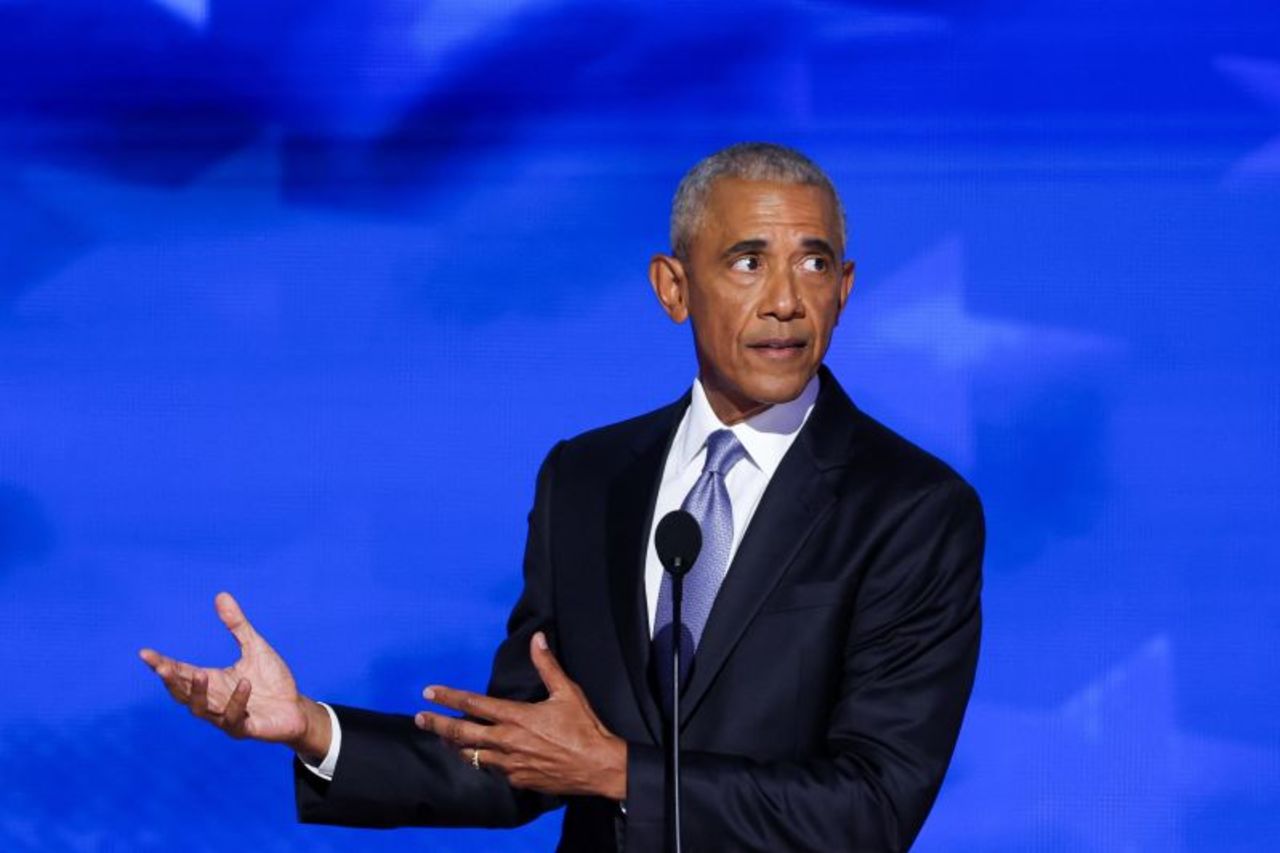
[424,687,436,701]
[534,632,548,650]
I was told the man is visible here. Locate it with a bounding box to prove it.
[141,142,984,851]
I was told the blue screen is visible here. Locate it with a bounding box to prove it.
[2,0,1278,849]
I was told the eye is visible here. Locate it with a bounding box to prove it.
[801,256,829,273]
[730,255,761,272]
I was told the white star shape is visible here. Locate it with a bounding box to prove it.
[827,235,1124,470]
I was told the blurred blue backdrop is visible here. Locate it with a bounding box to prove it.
[1,0,1278,849]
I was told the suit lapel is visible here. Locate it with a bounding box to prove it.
[678,368,855,726]
[605,395,687,742]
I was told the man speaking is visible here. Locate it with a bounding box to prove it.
[141,142,984,851]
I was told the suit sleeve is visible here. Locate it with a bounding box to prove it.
[294,442,567,829]
[623,480,985,852]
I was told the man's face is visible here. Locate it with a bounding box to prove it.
[650,178,854,424]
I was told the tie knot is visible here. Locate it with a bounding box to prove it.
[702,429,747,476]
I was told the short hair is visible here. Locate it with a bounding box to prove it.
[669,142,847,259]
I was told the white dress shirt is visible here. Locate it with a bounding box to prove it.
[301,375,819,781]
[642,375,818,635]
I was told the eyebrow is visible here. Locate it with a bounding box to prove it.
[721,239,768,259]
[720,237,840,260]
[801,237,838,259]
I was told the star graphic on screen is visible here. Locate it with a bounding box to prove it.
[856,236,1121,374]
[826,235,1123,470]
[921,636,1280,850]
[1216,55,1280,186]
[150,0,209,30]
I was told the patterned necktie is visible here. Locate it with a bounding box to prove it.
[652,428,748,710]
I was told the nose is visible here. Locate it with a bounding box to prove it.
[760,267,804,321]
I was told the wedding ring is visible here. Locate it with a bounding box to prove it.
[471,748,481,770]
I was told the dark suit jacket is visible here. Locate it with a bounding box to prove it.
[295,366,984,851]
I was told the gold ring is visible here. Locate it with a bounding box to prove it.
[471,748,481,770]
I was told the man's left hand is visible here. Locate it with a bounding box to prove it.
[415,631,628,801]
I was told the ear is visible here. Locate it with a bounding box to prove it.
[649,253,690,324]
[835,259,855,323]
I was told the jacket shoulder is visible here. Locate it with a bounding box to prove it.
[548,396,684,475]
[844,405,979,506]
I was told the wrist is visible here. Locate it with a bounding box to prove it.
[601,736,628,802]
[292,697,333,761]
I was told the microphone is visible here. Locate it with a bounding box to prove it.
[655,509,701,577]
[653,510,701,853]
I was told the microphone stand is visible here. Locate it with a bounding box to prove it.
[653,509,698,853]
[668,568,684,853]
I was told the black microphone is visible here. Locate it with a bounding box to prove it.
[653,509,701,853]
[655,509,701,577]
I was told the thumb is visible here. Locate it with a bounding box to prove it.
[529,631,571,696]
[215,592,259,651]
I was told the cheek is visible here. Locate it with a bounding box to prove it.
[721,312,755,356]
[809,289,844,325]
[693,295,749,349]
[700,321,738,366]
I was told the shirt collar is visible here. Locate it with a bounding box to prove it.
[673,374,820,479]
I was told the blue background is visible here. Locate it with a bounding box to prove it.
[2,1,1278,849]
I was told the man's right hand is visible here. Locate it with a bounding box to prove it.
[139,592,332,762]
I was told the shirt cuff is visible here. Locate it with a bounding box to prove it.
[297,701,342,781]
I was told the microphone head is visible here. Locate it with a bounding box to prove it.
[655,510,702,577]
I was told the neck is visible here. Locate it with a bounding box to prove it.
[699,376,773,426]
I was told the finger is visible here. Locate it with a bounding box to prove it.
[414,711,505,749]
[189,670,212,718]
[159,668,194,705]
[140,648,190,680]
[456,745,513,773]
[143,651,196,702]
[529,632,572,696]
[140,648,178,681]
[423,686,523,724]
[222,678,252,735]
[215,591,259,652]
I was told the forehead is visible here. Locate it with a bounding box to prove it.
[696,178,840,248]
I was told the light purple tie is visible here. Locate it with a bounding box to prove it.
[653,429,748,708]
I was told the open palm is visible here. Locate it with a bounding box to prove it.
[140,592,308,745]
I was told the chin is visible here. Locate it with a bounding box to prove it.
[743,372,812,405]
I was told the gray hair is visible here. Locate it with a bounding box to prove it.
[669,142,847,258]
